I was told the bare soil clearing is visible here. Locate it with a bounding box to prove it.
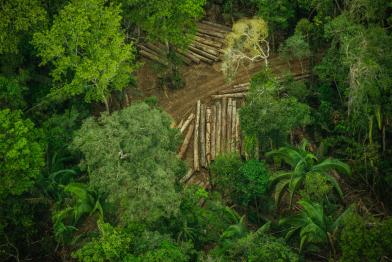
[137,55,304,122]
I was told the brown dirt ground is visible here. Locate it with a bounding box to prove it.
[137,54,304,122]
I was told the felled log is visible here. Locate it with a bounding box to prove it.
[174,51,193,65]
[194,101,201,171]
[231,100,237,152]
[219,86,249,94]
[139,49,168,66]
[211,105,216,160]
[236,114,241,153]
[180,113,195,134]
[144,43,165,56]
[176,48,201,64]
[233,82,250,89]
[216,102,222,156]
[187,50,214,64]
[178,123,194,159]
[180,169,194,184]
[196,32,226,44]
[197,27,226,39]
[200,104,207,168]
[190,42,220,57]
[206,107,212,164]
[198,23,230,35]
[194,35,222,49]
[227,98,232,152]
[188,46,219,61]
[177,118,184,129]
[138,44,158,55]
[221,98,227,153]
[212,93,247,99]
[201,21,232,32]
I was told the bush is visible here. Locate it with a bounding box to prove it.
[211,154,269,205]
[339,212,392,261]
[210,226,299,261]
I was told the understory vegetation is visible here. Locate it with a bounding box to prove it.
[1,0,392,261]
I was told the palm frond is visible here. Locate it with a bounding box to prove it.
[312,158,351,176]
[266,147,303,168]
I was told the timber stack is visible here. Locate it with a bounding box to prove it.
[177,96,245,177]
[138,20,231,65]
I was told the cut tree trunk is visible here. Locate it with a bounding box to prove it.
[176,48,200,64]
[139,49,168,66]
[197,28,226,39]
[221,98,227,153]
[236,113,241,153]
[216,102,222,156]
[194,35,222,49]
[194,101,201,171]
[177,118,184,129]
[212,93,246,99]
[178,123,194,159]
[201,21,232,32]
[227,99,233,152]
[211,105,216,160]
[180,113,195,134]
[231,100,236,152]
[187,50,214,64]
[180,169,194,184]
[144,43,165,56]
[219,86,249,94]
[206,107,212,164]
[190,42,220,57]
[188,46,219,61]
[200,104,207,168]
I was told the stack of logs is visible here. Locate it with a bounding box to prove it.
[177,95,244,176]
[176,71,312,185]
[138,21,231,66]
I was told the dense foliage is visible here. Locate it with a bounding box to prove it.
[0,0,391,261]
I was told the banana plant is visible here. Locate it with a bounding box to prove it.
[279,200,352,254]
[63,183,104,222]
[266,140,351,207]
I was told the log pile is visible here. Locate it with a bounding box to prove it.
[138,21,230,65]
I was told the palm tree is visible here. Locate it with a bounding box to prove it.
[266,140,351,207]
[279,200,351,255]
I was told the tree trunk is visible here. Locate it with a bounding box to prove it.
[200,104,207,168]
[194,101,201,171]
[180,113,195,134]
[221,98,227,153]
[227,98,232,152]
[236,113,240,153]
[212,93,247,99]
[216,101,222,156]
[178,123,194,159]
[231,100,237,152]
[180,169,194,184]
[211,105,216,160]
[206,107,212,164]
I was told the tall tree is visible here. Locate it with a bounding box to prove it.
[121,0,206,48]
[72,103,184,224]
[222,18,270,81]
[0,0,47,54]
[33,0,135,111]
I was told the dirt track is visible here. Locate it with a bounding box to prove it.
[137,55,303,122]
